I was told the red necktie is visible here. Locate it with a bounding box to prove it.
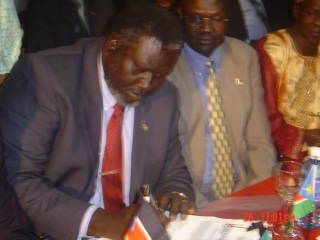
[101,103,125,212]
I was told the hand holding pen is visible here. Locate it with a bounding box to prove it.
[141,184,196,224]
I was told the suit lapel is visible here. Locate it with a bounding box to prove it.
[219,40,241,139]
[129,99,150,202]
[168,52,206,186]
[79,38,104,168]
[218,38,248,182]
[219,38,247,133]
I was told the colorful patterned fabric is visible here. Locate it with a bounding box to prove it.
[256,29,320,161]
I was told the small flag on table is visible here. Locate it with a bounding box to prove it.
[124,201,168,240]
[291,165,316,220]
[125,217,151,240]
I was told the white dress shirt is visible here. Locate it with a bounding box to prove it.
[77,52,135,239]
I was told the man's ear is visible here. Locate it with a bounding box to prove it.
[103,33,121,51]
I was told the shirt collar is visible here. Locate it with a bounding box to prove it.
[184,43,222,72]
[97,52,116,110]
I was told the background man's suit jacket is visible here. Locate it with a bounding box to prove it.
[262,0,292,31]
[227,0,292,41]
[0,38,193,240]
[168,37,276,206]
[24,0,116,52]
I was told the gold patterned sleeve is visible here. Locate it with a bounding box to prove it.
[262,32,287,83]
[256,31,305,161]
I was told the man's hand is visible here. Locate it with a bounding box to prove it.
[87,205,139,239]
[156,192,195,222]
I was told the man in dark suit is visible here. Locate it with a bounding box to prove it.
[0,4,194,240]
[227,0,292,42]
[24,0,116,52]
[0,137,37,240]
[262,0,292,31]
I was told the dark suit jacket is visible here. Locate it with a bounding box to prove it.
[226,0,292,41]
[262,0,292,31]
[24,0,116,52]
[226,0,248,41]
[0,138,36,240]
[0,38,193,240]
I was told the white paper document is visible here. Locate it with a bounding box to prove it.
[167,215,260,240]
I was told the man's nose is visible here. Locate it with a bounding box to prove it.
[200,18,212,33]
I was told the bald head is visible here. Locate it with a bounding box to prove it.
[181,0,227,13]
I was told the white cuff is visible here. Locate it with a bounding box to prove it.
[77,205,99,240]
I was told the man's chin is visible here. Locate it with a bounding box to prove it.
[191,44,217,57]
[112,91,142,107]
[118,95,141,107]
[123,100,140,107]
[189,39,224,56]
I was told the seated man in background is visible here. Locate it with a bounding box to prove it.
[154,0,292,42]
[0,137,37,240]
[256,0,320,162]
[168,0,276,206]
[235,0,292,42]
[0,3,194,240]
[24,0,116,52]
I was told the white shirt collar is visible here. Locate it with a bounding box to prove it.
[97,52,116,110]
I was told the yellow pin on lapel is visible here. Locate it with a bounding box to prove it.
[139,122,149,131]
[234,78,244,86]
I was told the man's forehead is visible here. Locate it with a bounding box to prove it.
[298,0,320,8]
[128,34,180,52]
[307,0,320,8]
[136,36,162,53]
[126,35,179,70]
[182,0,226,13]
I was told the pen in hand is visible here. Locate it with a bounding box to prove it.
[141,184,161,211]
[140,184,171,227]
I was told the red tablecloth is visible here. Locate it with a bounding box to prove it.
[229,177,320,240]
[229,177,277,197]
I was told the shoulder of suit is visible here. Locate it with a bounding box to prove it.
[27,37,104,61]
[158,80,177,96]
[145,80,177,103]
[224,37,257,55]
